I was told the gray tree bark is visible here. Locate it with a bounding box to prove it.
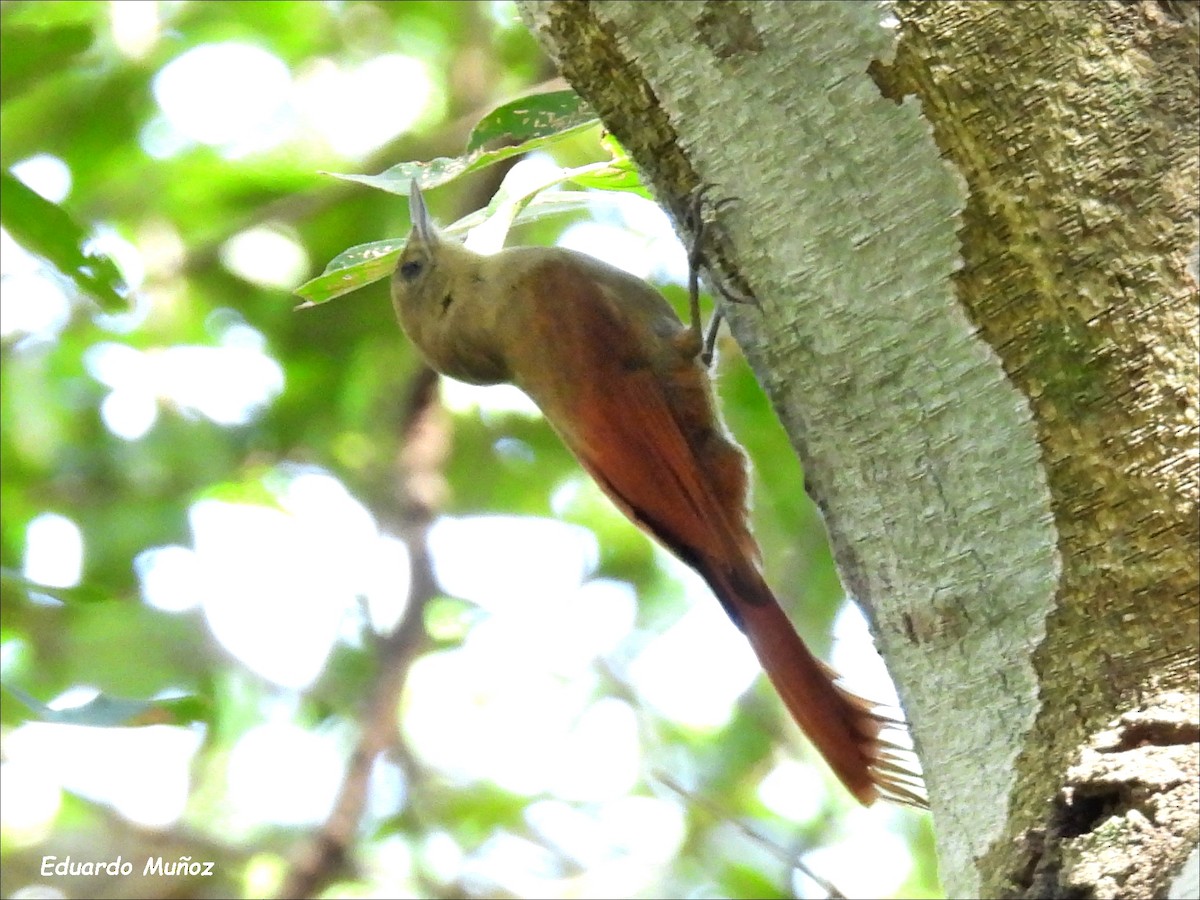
[517,2,1200,897]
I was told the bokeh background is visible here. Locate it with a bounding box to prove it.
[1,2,940,897]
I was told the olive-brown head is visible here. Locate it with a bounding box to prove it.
[391,181,509,384]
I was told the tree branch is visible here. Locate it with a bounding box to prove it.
[276,366,444,899]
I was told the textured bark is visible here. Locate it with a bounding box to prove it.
[518,1,1199,897]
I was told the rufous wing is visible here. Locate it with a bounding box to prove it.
[508,257,925,807]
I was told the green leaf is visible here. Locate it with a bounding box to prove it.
[567,157,647,194]
[3,683,209,728]
[324,91,600,197]
[432,782,531,847]
[0,170,129,312]
[0,23,94,103]
[293,239,406,308]
[423,596,480,644]
[294,169,609,307]
[0,1,107,28]
[295,105,645,308]
[719,862,789,900]
[464,89,597,153]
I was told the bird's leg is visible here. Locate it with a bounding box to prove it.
[701,309,725,367]
[679,184,754,367]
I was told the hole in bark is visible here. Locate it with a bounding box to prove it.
[1056,790,1119,839]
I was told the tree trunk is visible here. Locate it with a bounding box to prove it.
[517,2,1199,897]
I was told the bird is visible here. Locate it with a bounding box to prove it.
[389,179,925,807]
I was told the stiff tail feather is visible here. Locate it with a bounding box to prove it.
[731,578,927,808]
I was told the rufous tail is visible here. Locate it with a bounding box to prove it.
[729,575,926,808]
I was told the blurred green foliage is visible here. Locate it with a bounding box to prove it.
[0,2,938,898]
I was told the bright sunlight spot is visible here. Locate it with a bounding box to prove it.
[438,378,542,420]
[3,724,203,829]
[0,760,61,846]
[426,515,598,609]
[359,833,417,894]
[134,545,205,613]
[557,191,690,286]
[519,796,688,897]
[403,647,592,795]
[361,535,413,634]
[220,225,311,290]
[137,468,409,689]
[189,496,345,687]
[151,42,293,155]
[185,469,405,689]
[486,0,521,29]
[548,697,641,801]
[83,326,284,440]
[595,795,688,863]
[757,756,826,824]
[831,599,903,708]
[798,807,914,899]
[460,831,558,896]
[10,154,72,203]
[420,832,466,887]
[294,54,436,158]
[150,42,436,161]
[22,513,83,590]
[225,722,344,828]
[557,221,658,281]
[0,232,72,343]
[110,0,162,59]
[401,516,647,799]
[459,575,636,684]
[626,552,760,729]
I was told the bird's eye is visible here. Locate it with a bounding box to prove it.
[399,259,423,280]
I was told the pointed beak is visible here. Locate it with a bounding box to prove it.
[409,179,434,244]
